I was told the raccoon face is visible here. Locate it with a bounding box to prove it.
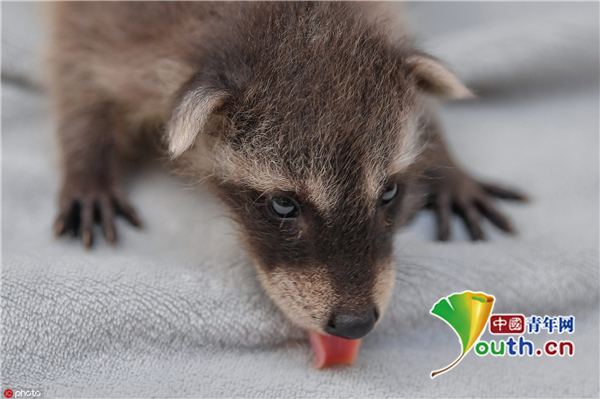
[199,83,425,336]
[166,2,471,336]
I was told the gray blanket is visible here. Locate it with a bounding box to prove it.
[2,2,599,397]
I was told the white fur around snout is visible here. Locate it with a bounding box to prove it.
[254,261,397,333]
[255,265,336,332]
[167,89,228,158]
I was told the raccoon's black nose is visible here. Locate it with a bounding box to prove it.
[324,307,379,340]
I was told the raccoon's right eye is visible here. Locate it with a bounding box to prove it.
[270,196,300,219]
[381,183,398,205]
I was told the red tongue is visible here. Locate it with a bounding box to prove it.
[308,331,362,368]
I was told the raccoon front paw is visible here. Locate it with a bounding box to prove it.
[54,180,142,248]
[425,167,528,241]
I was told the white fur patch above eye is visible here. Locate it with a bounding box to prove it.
[407,55,474,100]
[213,145,297,193]
[167,89,228,158]
[387,111,426,176]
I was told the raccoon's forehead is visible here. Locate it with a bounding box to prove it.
[224,76,421,171]
[214,108,422,213]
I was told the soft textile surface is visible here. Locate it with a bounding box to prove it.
[2,2,599,397]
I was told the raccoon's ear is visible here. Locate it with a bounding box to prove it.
[406,54,474,100]
[167,84,229,158]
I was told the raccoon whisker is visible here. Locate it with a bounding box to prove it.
[237,270,269,284]
[401,253,468,266]
[394,233,418,254]
[395,261,443,275]
[395,262,464,287]
[393,276,419,290]
[188,173,215,188]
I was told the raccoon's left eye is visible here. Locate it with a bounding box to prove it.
[270,196,300,219]
[381,183,398,204]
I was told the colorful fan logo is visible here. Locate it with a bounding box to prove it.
[430,291,495,378]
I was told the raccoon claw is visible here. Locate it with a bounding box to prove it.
[54,187,142,248]
[426,169,527,242]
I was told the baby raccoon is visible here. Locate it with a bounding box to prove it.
[49,2,525,340]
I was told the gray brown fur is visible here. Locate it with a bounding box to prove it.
[48,2,526,335]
